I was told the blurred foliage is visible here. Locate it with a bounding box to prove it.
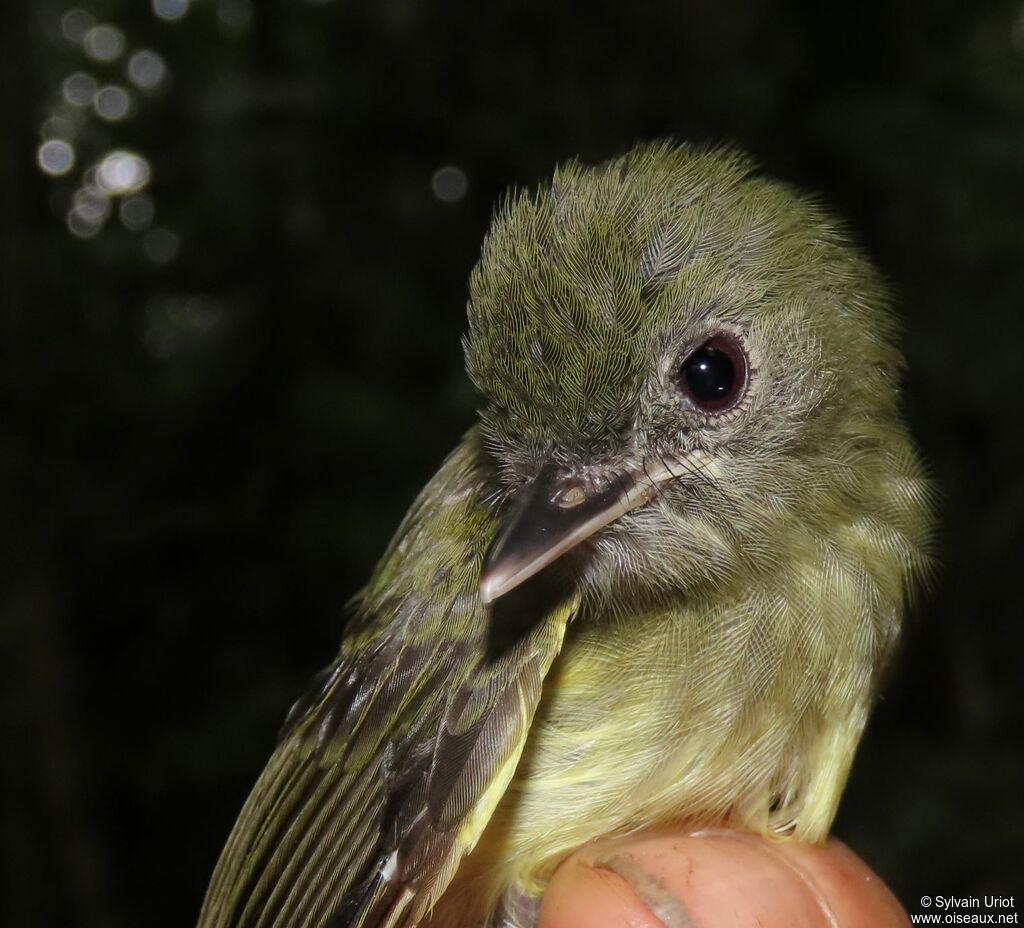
[2,1,1022,925]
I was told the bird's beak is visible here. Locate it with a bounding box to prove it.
[479,459,671,604]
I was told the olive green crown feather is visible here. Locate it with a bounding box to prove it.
[464,141,901,473]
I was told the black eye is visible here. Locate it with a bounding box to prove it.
[676,335,748,413]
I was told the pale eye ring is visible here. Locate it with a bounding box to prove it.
[675,334,749,414]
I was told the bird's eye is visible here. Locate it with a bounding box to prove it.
[676,335,748,414]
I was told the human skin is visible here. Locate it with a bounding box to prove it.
[539,830,909,928]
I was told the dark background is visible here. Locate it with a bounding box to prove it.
[3,1,1022,925]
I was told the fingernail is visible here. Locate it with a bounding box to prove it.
[591,852,696,928]
[564,833,838,928]
[539,833,909,928]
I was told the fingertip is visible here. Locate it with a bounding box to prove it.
[773,837,909,928]
[539,831,909,928]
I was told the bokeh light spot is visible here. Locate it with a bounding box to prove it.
[41,115,77,141]
[127,50,167,90]
[1012,6,1024,55]
[63,72,98,107]
[144,228,180,264]
[60,9,94,43]
[120,195,155,231]
[66,185,111,239]
[185,295,223,330]
[94,85,132,121]
[141,293,224,359]
[97,150,152,195]
[38,140,75,176]
[217,0,253,33]
[83,24,125,62]
[152,0,190,22]
[73,187,111,224]
[431,165,468,203]
[67,210,102,239]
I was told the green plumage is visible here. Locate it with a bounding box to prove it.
[198,141,934,928]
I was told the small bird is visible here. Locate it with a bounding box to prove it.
[198,142,934,928]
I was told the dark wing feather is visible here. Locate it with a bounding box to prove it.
[198,439,576,928]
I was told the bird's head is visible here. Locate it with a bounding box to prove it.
[465,142,932,609]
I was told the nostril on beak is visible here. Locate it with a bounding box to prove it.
[553,482,587,509]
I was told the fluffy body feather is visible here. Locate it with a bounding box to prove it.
[198,142,934,928]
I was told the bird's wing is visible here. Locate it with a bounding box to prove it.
[198,440,577,928]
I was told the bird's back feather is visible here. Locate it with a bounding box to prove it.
[198,435,577,928]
